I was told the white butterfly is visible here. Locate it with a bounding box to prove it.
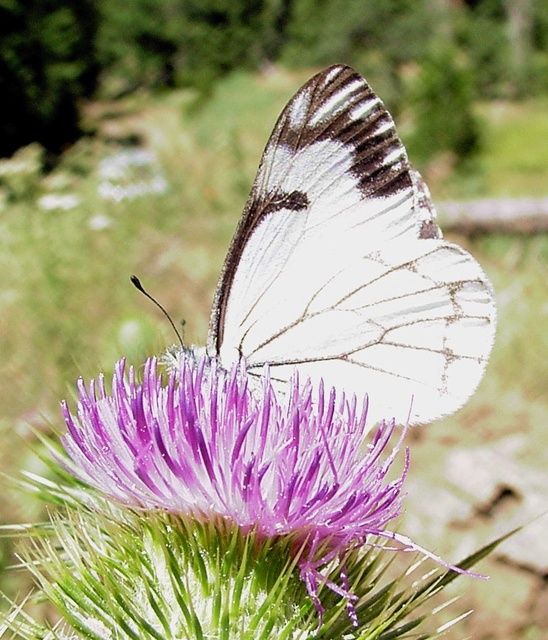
[205,65,496,425]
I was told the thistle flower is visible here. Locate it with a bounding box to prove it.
[60,351,472,629]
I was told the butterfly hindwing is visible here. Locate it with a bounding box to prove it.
[207,65,496,425]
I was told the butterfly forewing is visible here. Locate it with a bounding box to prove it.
[207,65,496,425]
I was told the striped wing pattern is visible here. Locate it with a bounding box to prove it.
[207,65,496,425]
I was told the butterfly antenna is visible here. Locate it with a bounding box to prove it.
[130,275,185,350]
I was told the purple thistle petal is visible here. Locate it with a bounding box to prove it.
[60,350,472,624]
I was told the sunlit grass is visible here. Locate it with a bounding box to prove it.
[479,98,548,196]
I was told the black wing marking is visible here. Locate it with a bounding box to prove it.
[208,65,415,355]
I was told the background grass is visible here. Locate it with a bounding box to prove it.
[1,67,547,638]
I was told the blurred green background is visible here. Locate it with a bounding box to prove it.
[1,1,547,638]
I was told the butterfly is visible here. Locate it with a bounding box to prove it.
[204,64,496,426]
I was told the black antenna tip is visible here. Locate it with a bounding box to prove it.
[130,274,185,350]
[130,275,144,292]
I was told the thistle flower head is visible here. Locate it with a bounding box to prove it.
[60,352,417,622]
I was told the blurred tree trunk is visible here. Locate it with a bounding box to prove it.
[427,0,455,39]
[505,0,533,95]
[437,197,548,235]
